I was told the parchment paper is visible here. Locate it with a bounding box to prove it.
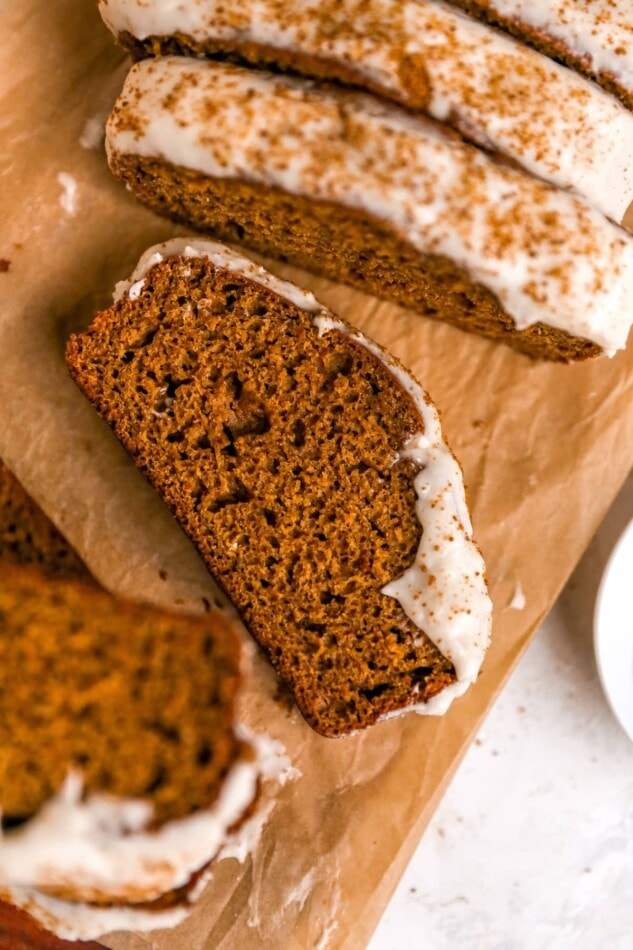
[2,3,633,948]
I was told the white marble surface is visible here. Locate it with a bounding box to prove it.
[371,473,633,950]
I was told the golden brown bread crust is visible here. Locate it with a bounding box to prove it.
[108,153,600,362]
[0,561,246,827]
[66,255,460,736]
[0,461,90,580]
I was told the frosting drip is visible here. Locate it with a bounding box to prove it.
[0,724,295,940]
[106,59,633,354]
[314,315,492,716]
[0,759,258,901]
[99,0,633,223]
[2,886,189,942]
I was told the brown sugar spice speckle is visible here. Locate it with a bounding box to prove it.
[447,0,633,111]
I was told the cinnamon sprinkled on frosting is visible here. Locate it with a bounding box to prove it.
[106,58,633,354]
[99,0,633,223]
[446,0,633,107]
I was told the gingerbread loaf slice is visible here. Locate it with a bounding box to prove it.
[0,560,260,916]
[66,238,492,737]
[105,59,633,361]
[99,0,633,225]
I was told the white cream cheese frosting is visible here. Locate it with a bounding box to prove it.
[0,726,293,902]
[99,0,633,224]
[447,0,633,102]
[114,237,324,313]
[0,759,258,902]
[106,59,633,355]
[112,238,492,713]
[0,726,296,940]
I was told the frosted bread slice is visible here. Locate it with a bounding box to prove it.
[105,59,633,360]
[0,561,259,910]
[66,238,492,737]
[99,0,633,224]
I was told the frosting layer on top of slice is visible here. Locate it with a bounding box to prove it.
[1,728,294,940]
[106,58,633,354]
[0,757,258,902]
[99,0,633,224]
[446,0,633,104]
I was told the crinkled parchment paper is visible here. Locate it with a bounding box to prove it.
[1,3,632,947]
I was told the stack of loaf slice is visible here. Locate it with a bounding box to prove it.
[0,463,282,941]
[100,0,633,360]
[2,238,494,936]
